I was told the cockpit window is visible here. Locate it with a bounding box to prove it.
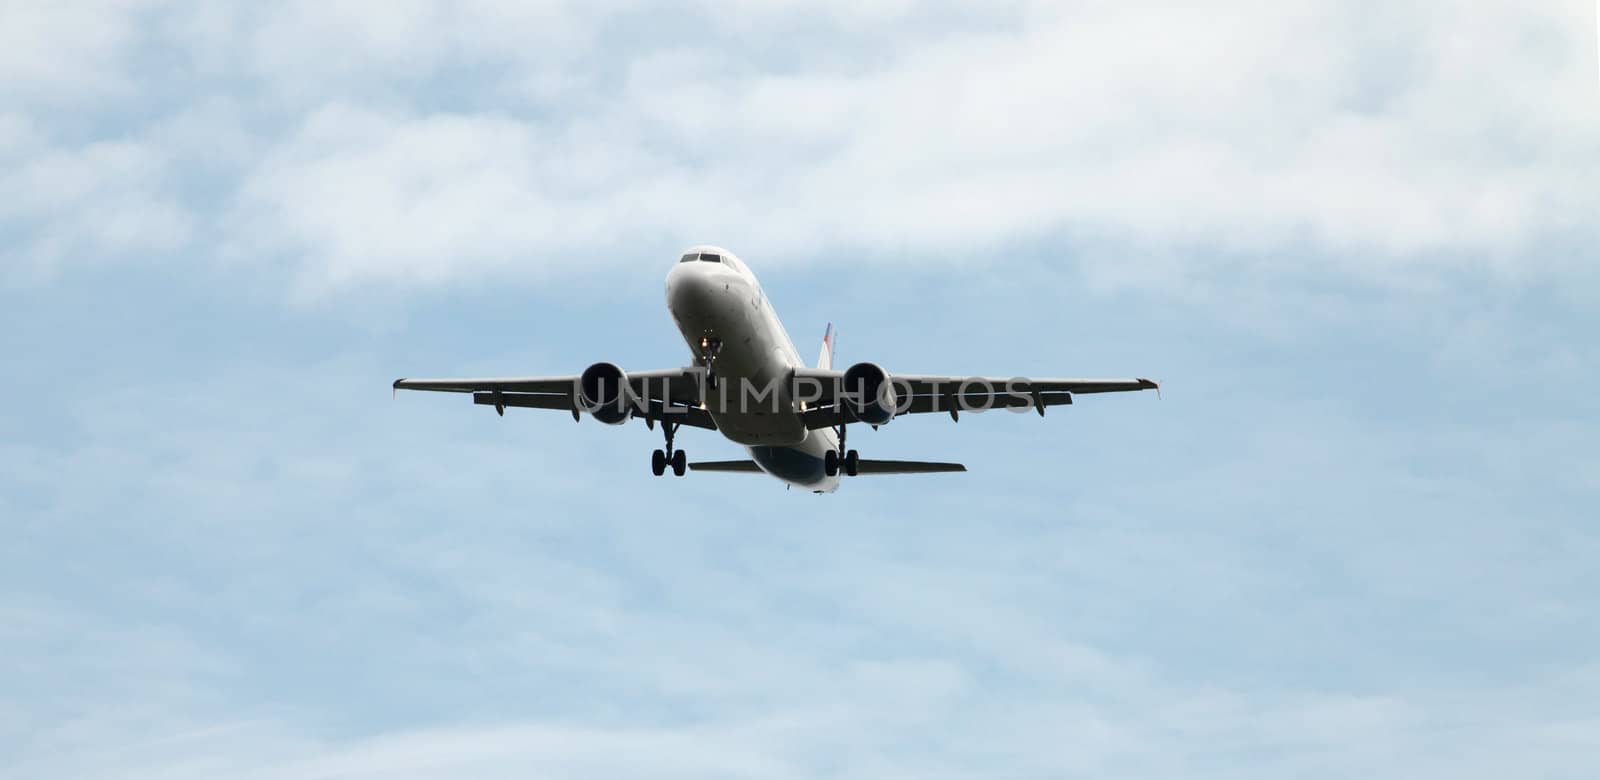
[699,253,722,263]
[679,253,697,263]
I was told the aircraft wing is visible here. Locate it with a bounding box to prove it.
[793,370,1157,429]
[393,368,717,429]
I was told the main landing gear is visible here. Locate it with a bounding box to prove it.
[823,449,858,477]
[822,417,859,478]
[651,420,687,477]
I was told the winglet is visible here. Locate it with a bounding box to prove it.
[1139,377,1161,400]
[393,378,404,399]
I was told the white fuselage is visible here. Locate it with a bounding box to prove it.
[665,246,841,493]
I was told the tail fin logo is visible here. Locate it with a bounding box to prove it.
[816,323,835,370]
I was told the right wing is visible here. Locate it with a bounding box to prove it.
[393,368,717,429]
[791,370,1158,429]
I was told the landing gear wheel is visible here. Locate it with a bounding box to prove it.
[844,449,859,477]
[652,421,684,477]
[824,449,839,477]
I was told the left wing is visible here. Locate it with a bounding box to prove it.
[393,368,716,429]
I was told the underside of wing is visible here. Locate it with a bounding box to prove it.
[393,376,573,394]
[393,368,716,429]
[891,375,1159,396]
[790,369,1156,429]
[470,392,718,429]
[800,391,1077,429]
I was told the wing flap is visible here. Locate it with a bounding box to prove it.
[889,375,1157,395]
[395,376,572,394]
[471,392,718,430]
[395,368,706,404]
[789,369,1153,427]
[800,391,1077,429]
[395,367,711,428]
[472,392,569,411]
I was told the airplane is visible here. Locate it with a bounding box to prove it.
[393,245,1158,493]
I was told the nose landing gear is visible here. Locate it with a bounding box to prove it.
[651,420,687,477]
[697,336,723,388]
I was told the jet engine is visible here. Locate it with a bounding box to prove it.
[578,362,636,425]
[842,361,898,425]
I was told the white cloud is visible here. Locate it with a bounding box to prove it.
[4,1,1596,293]
[0,0,157,104]
[0,138,193,278]
[227,103,692,293]
[5,648,1596,779]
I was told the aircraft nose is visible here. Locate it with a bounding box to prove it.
[667,262,714,315]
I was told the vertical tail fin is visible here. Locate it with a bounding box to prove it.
[816,323,835,370]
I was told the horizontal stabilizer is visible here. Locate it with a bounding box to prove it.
[687,459,966,475]
[854,459,966,474]
[688,460,764,473]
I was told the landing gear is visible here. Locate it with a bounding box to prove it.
[823,448,860,478]
[823,415,860,478]
[651,420,687,477]
[697,336,723,389]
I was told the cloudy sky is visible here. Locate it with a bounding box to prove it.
[3,1,1597,777]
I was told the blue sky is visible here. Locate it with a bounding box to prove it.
[2,2,1598,777]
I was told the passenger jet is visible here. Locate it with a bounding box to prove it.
[394,246,1158,493]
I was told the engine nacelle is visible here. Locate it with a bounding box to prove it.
[578,362,634,425]
[842,361,897,425]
